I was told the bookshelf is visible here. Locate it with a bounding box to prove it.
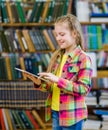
[1,0,108,129]
[0,0,70,129]
[76,1,108,130]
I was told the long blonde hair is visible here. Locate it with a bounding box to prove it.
[47,14,84,72]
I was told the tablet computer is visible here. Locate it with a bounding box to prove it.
[15,67,48,82]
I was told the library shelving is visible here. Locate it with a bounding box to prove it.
[80,1,108,129]
[1,0,108,129]
[0,0,70,129]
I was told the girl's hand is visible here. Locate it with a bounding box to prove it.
[38,72,59,83]
[23,72,41,85]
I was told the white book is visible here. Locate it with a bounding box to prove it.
[83,119,101,130]
[91,17,108,22]
[86,52,97,77]
[2,109,9,130]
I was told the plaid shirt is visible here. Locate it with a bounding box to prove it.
[38,46,92,126]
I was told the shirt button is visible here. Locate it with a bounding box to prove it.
[60,101,62,103]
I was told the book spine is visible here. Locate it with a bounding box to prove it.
[25,110,39,129]
[0,109,6,130]
[4,109,14,130]
[2,109,9,130]
[32,110,46,129]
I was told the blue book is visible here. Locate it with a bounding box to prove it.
[94,110,108,115]
[91,13,108,17]
[91,25,98,49]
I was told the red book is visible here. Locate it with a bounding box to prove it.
[25,110,39,129]
[0,109,5,130]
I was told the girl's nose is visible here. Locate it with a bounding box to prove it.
[56,35,61,41]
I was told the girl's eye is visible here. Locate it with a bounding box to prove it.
[60,33,65,36]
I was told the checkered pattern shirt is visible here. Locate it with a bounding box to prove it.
[38,45,93,126]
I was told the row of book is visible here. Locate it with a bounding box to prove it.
[92,77,108,89]
[83,119,101,130]
[1,25,108,53]
[0,0,69,23]
[97,51,108,68]
[90,2,108,22]
[0,52,51,80]
[85,90,108,106]
[0,81,48,108]
[85,91,97,106]
[83,109,108,130]
[0,0,29,1]
[94,109,108,130]
[82,24,108,50]
[99,91,108,106]
[90,2,108,15]
[0,28,58,53]
[0,108,47,130]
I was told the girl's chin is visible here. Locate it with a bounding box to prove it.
[59,45,65,49]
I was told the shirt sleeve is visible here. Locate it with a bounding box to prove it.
[34,81,52,92]
[57,55,93,96]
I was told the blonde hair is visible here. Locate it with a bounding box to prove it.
[47,14,84,72]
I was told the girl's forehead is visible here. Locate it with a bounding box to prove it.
[55,23,69,29]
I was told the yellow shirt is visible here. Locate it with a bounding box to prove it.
[51,55,67,111]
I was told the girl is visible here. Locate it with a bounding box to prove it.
[23,14,92,130]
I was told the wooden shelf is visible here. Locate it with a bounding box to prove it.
[81,22,108,25]
[102,44,108,51]
[0,23,54,27]
[1,22,108,27]
[88,48,108,52]
[97,70,108,78]
[92,88,108,90]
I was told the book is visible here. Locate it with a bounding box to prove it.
[41,0,50,22]
[15,67,48,82]
[83,119,101,130]
[67,0,73,14]
[16,29,26,52]
[11,2,20,23]
[9,54,18,80]
[34,1,44,22]
[42,29,55,51]
[86,52,97,77]
[8,110,16,130]
[31,110,46,129]
[4,30,14,52]
[18,110,34,129]
[2,109,9,130]
[47,28,58,49]
[0,30,10,52]
[46,1,54,22]
[29,1,38,22]
[4,109,14,130]
[94,110,108,115]
[4,55,12,80]
[97,25,102,49]
[22,29,35,52]
[15,110,26,129]
[0,109,6,130]
[16,2,26,23]
[5,2,15,23]
[1,2,9,23]
[25,110,39,129]
[11,110,23,129]
[0,3,2,23]
[29,30,38,51]
[35,29,49,50]
[91,17,108,22]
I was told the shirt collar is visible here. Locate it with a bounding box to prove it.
[68,45,82,58]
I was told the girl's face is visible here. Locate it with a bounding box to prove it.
[54,23,77,53]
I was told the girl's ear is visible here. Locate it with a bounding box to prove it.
[71,30,77,38]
